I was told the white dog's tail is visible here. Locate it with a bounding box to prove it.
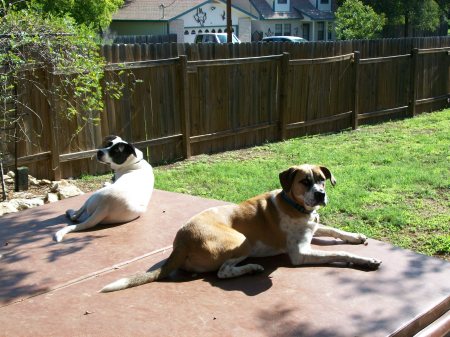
[100,247,186,293]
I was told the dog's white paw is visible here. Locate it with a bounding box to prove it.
[345,233,367,244]
[53,231,64,242]
[364,258,382,270]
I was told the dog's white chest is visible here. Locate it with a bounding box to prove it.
[279,213,318,237]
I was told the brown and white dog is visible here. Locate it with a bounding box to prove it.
[101,164,381,292]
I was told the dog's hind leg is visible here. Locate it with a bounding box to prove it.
[54,207,107,242]
[217,256,264,279]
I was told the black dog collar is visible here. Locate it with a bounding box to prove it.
[281,191,313,214]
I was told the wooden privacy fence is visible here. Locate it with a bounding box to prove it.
[2,42,449,180]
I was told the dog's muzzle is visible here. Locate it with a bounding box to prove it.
[314,191,326,205]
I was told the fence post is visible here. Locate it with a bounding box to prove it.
[352,51,360,130]
[279,52,289,141]
[409,48,419,117]
[46,70,62,181]
[179,55,191,159]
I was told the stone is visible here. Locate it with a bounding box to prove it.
[39,179,52,186]
[0,202,18,216]
[10,198,44,211]
[45,193,59,204]
[29,176,40,186]
[3,176,13,184]
[57,184,84,200]
[6,171,15,178]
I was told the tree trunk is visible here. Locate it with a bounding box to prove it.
[404,13,409,37]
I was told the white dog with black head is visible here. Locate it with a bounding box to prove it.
[53,135,154,242]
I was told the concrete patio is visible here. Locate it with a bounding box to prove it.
[0,190,449,336]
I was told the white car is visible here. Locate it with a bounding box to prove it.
[262,36,308,43]
[195,33,241,44]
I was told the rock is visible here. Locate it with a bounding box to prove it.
[7,171,15,178]
[50,179,84,199]
[0,202,18,216]
[39,179,52,186]
[10,198,44,211]
[57,184,84,200]
[3,175,13,184]
[29,176,40,186]
[45,192,59,204]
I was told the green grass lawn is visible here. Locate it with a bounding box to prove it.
[81,109,450,259]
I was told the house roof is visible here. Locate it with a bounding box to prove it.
[112,0,257,22]
[113,0,209,21]
[249,0,303,19]
[293,0,335,20]
[249,0,334,21]
[113,0,334,22]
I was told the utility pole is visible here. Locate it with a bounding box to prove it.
[227,0,232,43]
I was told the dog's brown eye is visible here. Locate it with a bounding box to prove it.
[300,179,311,186]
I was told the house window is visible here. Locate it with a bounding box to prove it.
[320,0,329,3]
[302,23,310,40]
[278,0,287,3]
[184,30,189,35]
[327,22,333,40]
[275,24,282,36]
[317,22,325,40]
[284,24,291,36]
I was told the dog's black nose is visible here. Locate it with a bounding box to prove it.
[314,191,326,203]
[97,150,104,160]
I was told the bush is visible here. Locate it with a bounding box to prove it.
[335,0,386,40]
[0,4,106,144]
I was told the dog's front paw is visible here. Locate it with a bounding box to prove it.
[364,258,382,270]
[345,233,367,244]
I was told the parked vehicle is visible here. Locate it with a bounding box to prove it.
[262,36,307,43]
[194,33,241,44]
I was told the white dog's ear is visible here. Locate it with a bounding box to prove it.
[320,166,336,186]
[279,167,298,192]
[118,143,137,157]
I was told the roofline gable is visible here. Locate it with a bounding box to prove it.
[170,0,258,21]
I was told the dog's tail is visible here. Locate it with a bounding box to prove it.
[100,246,186,293]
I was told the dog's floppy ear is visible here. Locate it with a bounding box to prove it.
[320,166,336,186]
[128,143,137,157]
[279,167,298,192]
[118,143,137,157]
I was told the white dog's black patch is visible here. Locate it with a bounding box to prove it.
[97,135,137,166]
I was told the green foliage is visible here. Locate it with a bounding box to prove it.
[335,0,386,40]
[412,0,441,31]
[362,0,443,35]
[0,4,106,143]
[7,0,124,30]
